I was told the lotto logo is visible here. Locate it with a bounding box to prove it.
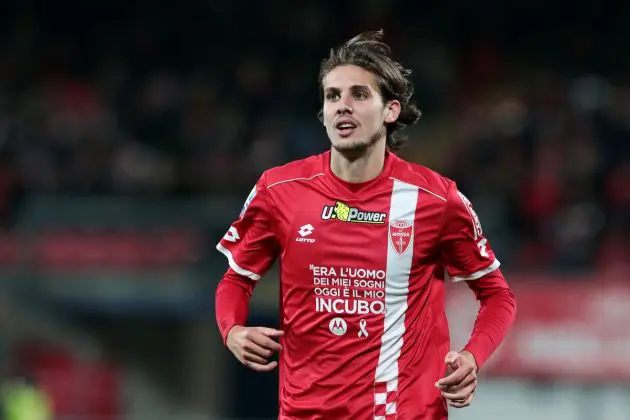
[296,224,315,243]
[298,224,314,237]
[223,226,240,243]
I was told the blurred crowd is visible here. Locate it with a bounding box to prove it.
[0,3,627,419]
[0,2,628,272]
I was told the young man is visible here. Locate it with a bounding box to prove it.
[215,30,517,419]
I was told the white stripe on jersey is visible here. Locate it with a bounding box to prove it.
[216,243,262,281]
[448,258,501,282]
[389,176,446,202]
[374,179,419,419]
[266,173,325,189]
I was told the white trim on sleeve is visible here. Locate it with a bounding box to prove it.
[447,259,501,283]
[216,243,262,281]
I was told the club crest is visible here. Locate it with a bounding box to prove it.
[389,219,413,255]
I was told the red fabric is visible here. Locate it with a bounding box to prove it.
[453,277,630,382]
[462,269,517,370]
[215,268,256,343]
[438,185,499,281]
[214,150,513,419]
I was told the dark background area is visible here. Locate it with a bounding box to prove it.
[0,1,627,419]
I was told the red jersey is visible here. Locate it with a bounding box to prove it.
[217,151,501,419]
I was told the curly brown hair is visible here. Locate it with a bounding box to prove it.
[318,30,421,151]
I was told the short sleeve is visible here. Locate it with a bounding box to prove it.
[216,174,280,280]
[439,183,500,282]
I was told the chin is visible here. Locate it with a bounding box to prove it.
[331,137,370,152]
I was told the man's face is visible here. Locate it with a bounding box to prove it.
[321,65,400,153]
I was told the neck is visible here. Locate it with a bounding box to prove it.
[330,139,387,183]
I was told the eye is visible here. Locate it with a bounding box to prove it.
[326,92,340,101]
[354,91,368,100]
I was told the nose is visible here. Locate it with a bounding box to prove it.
[336,102,353,116]
[335,91,353,115]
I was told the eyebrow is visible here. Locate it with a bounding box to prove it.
[324,85,371,93]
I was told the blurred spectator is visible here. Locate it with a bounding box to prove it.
[0,2,627,271]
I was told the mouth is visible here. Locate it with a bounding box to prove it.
[334,119,358,138]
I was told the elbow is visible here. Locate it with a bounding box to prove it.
[216,268,257,298]
[473,275,517,319]
[492,283,516,307]
[483,286,518,323]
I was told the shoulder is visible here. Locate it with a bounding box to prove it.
[389,154,455,203]
[260,152,326,189]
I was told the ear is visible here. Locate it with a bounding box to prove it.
[317,109,324,124]
[384,100,401,123]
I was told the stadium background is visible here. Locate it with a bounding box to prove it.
[0,1,628,419]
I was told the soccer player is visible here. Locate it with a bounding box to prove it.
[215,30,517,419]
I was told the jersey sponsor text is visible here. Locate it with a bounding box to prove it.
[310,264,386,315]
[321,201,387,224]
